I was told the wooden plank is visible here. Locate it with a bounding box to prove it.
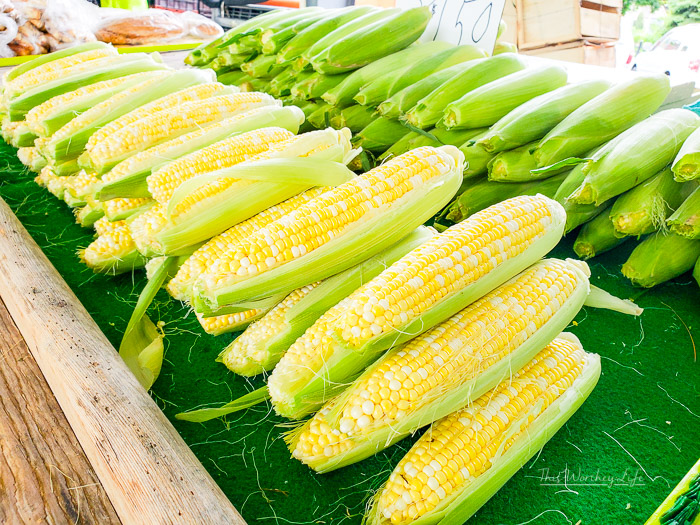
[0,297,120,525]
[522,40,616,67]
[0,197,246,525]
[580,6,621,40]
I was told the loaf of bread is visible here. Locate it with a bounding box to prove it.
[95,11,186,45]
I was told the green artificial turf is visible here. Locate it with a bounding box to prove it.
[1,140,698,524]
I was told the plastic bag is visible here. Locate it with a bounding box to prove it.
[179,11,223,41]
[94,8,188,45]
[0,12,18,57]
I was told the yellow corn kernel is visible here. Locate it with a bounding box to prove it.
[196,310,265,336]
[103,197,153,221]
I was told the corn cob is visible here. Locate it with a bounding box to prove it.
[131,129,357,257]
[240,54,285,79]
[493,41,518,54]
[35,165,66,199]
[5,42,113,83]
[352,117,411,153]
[379,128,485,163]
[609,168,695,238]
[441,65,567,130]
[267,195,566,419]
[6,53,168,121]
[288,259,591,471]
[353,45,486,108]
[24,72,150,138]
[167,187,329,302]
[298,9,396,72]
[487,142,540,182]
[79,220,147,275]
[667,186,700,239]
[257,8,325,47]
[75,198,105,229]
[458,131,497,179]
[196,310,267,336]
[442,172,567,224]
[622,231,700,287]
[16,147,46,172]
[63,170,101,207]
[311,7,431,75]
[210,51,249,73]
[216,69,248,86]
[261,9,329,55]
[291,72,351,101]
[365,334,600,524]
[534,74,671,168]
[329,104,376,133]
[194,146,464,313]
[646,459,700,525]
[43,69,213,164]
[268,67,299,97]
[104,197,153,222]
[85,91,274,175]
[475,80,611,154]
[672,127,700,182]
[377,63,473,120]
[215,9,299,50]
[306,102,341,130]
[3,46,118,99]
[568,109,699,206]
[97,105,304,200]
[574,206,628,260]
[220,227,436,377]
[403,54,526,130]
[322,42,454,108]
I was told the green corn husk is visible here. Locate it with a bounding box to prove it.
[240,76,268,93]
[134,130,358,257]
[569,109,700,206]
[672,127,700,182]
[695,256,700,287]
[493,41,518,55]
[75,198,104,228]
[240,54,285,79]
[379,127,486,163]
[44,68,213,164]
[5,42,112,82]
[377,64,471,120]
[322,41,453,108]
[9,122,37,147]
[487,142,540,182]
[459,131,497,179]
[311,7,431,75]
[533,74,671,168]
[667,186,700,239]
[277,6,378,64]
[257,7,324,46]
[329,104,376,133]
[268,67,298,97]
[622,231,700,287]
[609,168,695,238]
[216,69,248,86]
[291,72,351,101]
[352,117,411,153]
[306,102,341,129]
[7,53,168,121]
[215,226,436,380]
[298,8,396,72]
[285,259,597,459]
[97,105,304,200]
[25,72,154,138]
[202,9,292,53]
[194,146,464,314]
[364,334,600,521]
[441,64,568,130]
[574,205,628,259]
[353,44,486,107]
[403,54,526,129]
[105,199,154,222]
[210,51,249,72]
[261,9,329,55]
[475,80,611,154]
[442,171,567,224]
[17,147,47,172]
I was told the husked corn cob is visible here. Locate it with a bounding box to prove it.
[168,187,327,302]
[219,227,436,378]
[196,310,266,336]
[147,127,296,204]
[63,170,101,207]
[17,147,46,172]
[104,197,153,222]
[79,220,147,275]
[195,146,464,313]
[672,127,700,182]
[268,195,567,419]
[97,105,305,200]
[365,335,600,524]
[5,42,112,83]
[131,128,357,257]
[85,91,274,174]
[75,197,105,229]
[288,259,591,472]
[94,215,121,236]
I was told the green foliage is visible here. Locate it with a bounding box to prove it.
[623,0,663,14]
[666,0,700,28]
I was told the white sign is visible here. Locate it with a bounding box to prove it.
[397,0,507,55]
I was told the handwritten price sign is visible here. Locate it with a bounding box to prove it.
[396,0,506,54]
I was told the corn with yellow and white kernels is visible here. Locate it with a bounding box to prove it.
[366,335,600,525]
[17,147,46,172]
[147,126,296,204]
[167,187,328,302]
[196,309,268,336]
[86,92,279,173]
[79,220,146,275]
[63,170,101,206]
[196,146,463,312]
[103,197,153,222]
[267,196,566,420]
[286,258,590,471]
